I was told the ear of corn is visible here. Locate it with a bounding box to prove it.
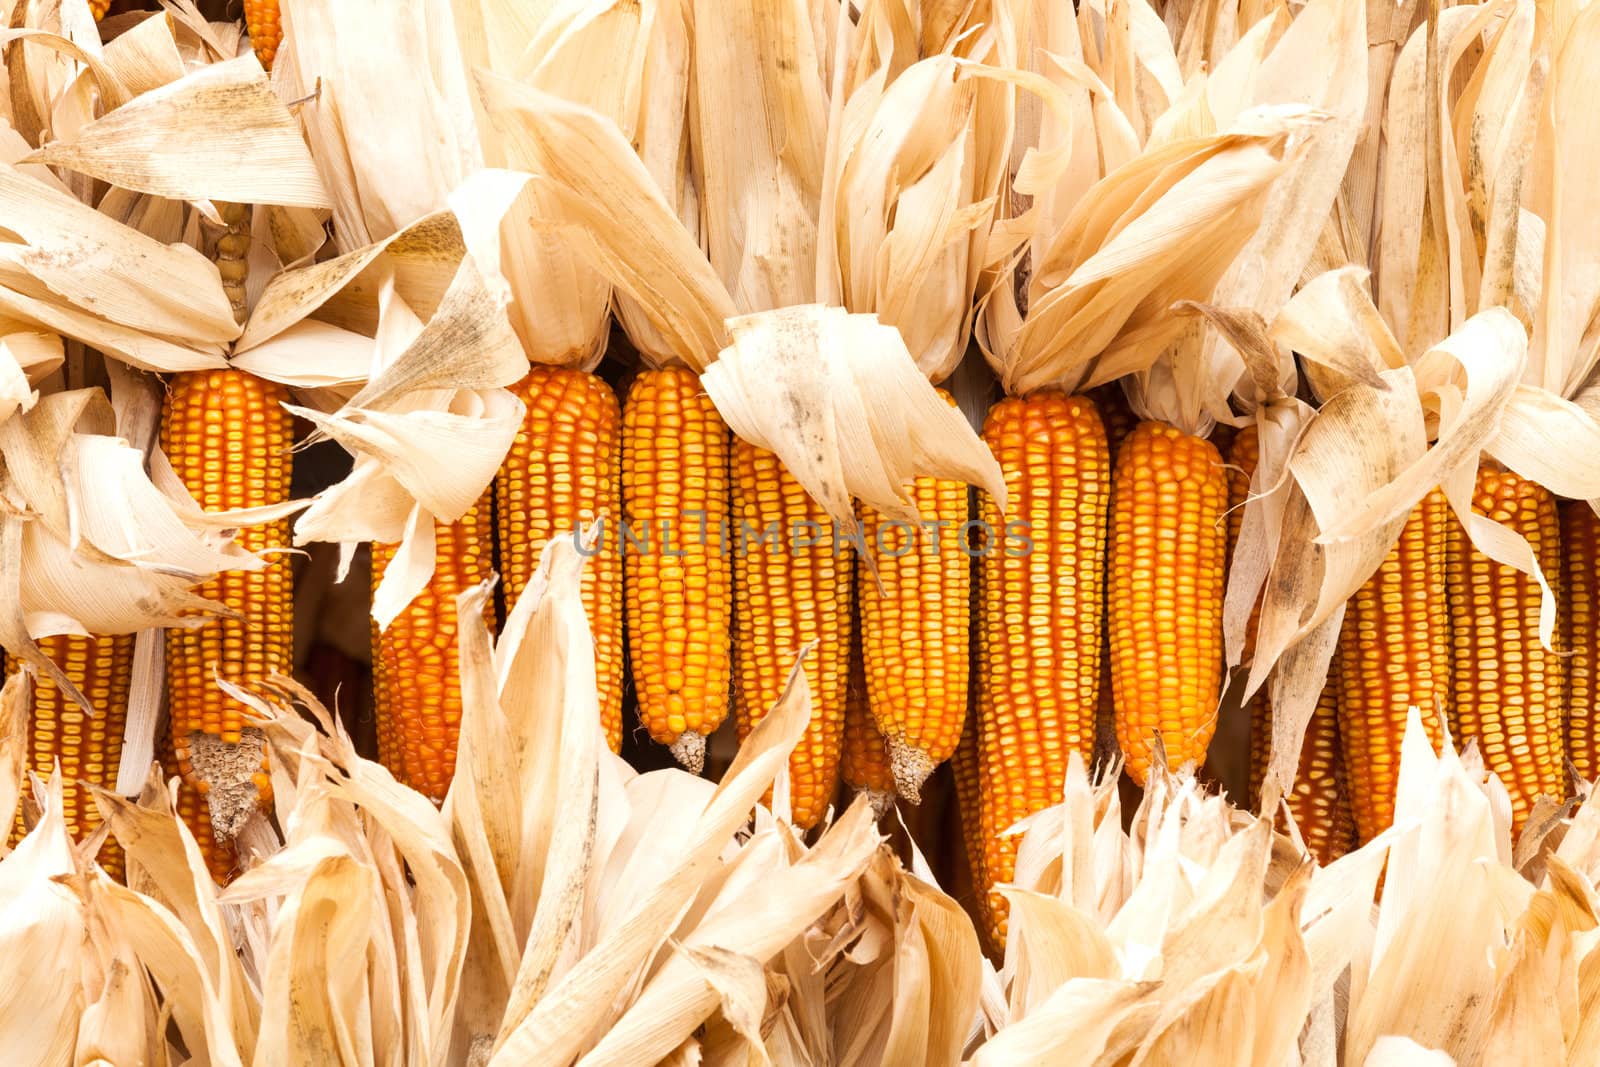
[1566,501,1599,783]
[857,390,971,800]
[978,391,1110,943]
[162,369,292,826]
[1092,387,1139,772]
[158,731,235,886]
[951,702,995,956]
[90,0,111,20]
[244,0,283,71]
[621,365,732,773]
[498,366,623,752]
[372,499,492,803]
[1337,488,1451,842]
[1448,464,1565,830]
[732,441,852,831]
[1110,421,1228,784]
[1251,659,1356,866]
[6,634,133,880]
[841,629,895,809]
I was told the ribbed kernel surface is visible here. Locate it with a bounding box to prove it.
[1567,502,1599,783]
[498,366,623,751]
[858,399,970,783]
[244,0,283,70]
[622,366,732,749]
[951,703,994,955]
[372,499,492,803]
[1448,464,1564,829]
[732,441,851,830]
[1110,421,1226,784]
[1276,668,1356,866]
[842,630,894,795]
[1338,489,1450,842]
[7,634,132,879]
[977,391,1109,944]
[162,369,291,806]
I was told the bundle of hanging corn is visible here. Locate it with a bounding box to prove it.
[4,0,1600,1063]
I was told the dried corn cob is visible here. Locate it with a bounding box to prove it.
[1110,421,1228,784]
[1448,463,1565,830]
[6,635,132,879]
[621,365,731,772]
[951,702,995,956]
[498,366,623,751]
[90,0,110,21]
[1567,501,1599,783]
[732,442,852,831]
[372,499,492,802]
[978,391,1109,942]
[841,629,894,815]
[158,732,235,886]
[1092,387,1139,771]
[245,0,283,71]
[1251,661,1356,866]
[163,368,291,838]
[857,390,970,799]
[1337,489,1451,842]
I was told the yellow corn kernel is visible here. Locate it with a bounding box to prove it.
[857,391,970,799]
[1337,489,1450,842]
[163,369,291,817]
[7,635,132,880]
[372,498,493,803]
[244,0,283,71]
[978,391,1109,944]
[1448,463,1564,830]
[1268,663,1356,866]
[498,366,624,751]
[622,365,732,771]
[951,702,996,956]
[841,629,895,801]
[732,441,852,831]
[1567,502,1599,783]
[1110,421,1227,784]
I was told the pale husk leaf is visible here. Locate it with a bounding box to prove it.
[25,55,330,207]
[454,0,652,371]
[1528,4,1600,399]
[0,778,91,1066]
[700,305,1006,527]
[691,0,828,314]
[0,160,238,344]
[574,801,881,1067]
[457,82,735,373]
[274,0,480,251]
[487,641,820,1064]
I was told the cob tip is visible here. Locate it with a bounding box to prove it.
[887,736,935,803]
[182,729,271,839]
[669,731,707,776]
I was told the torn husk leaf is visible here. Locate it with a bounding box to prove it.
[24,55,330,208]
[700,306,1006,528]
